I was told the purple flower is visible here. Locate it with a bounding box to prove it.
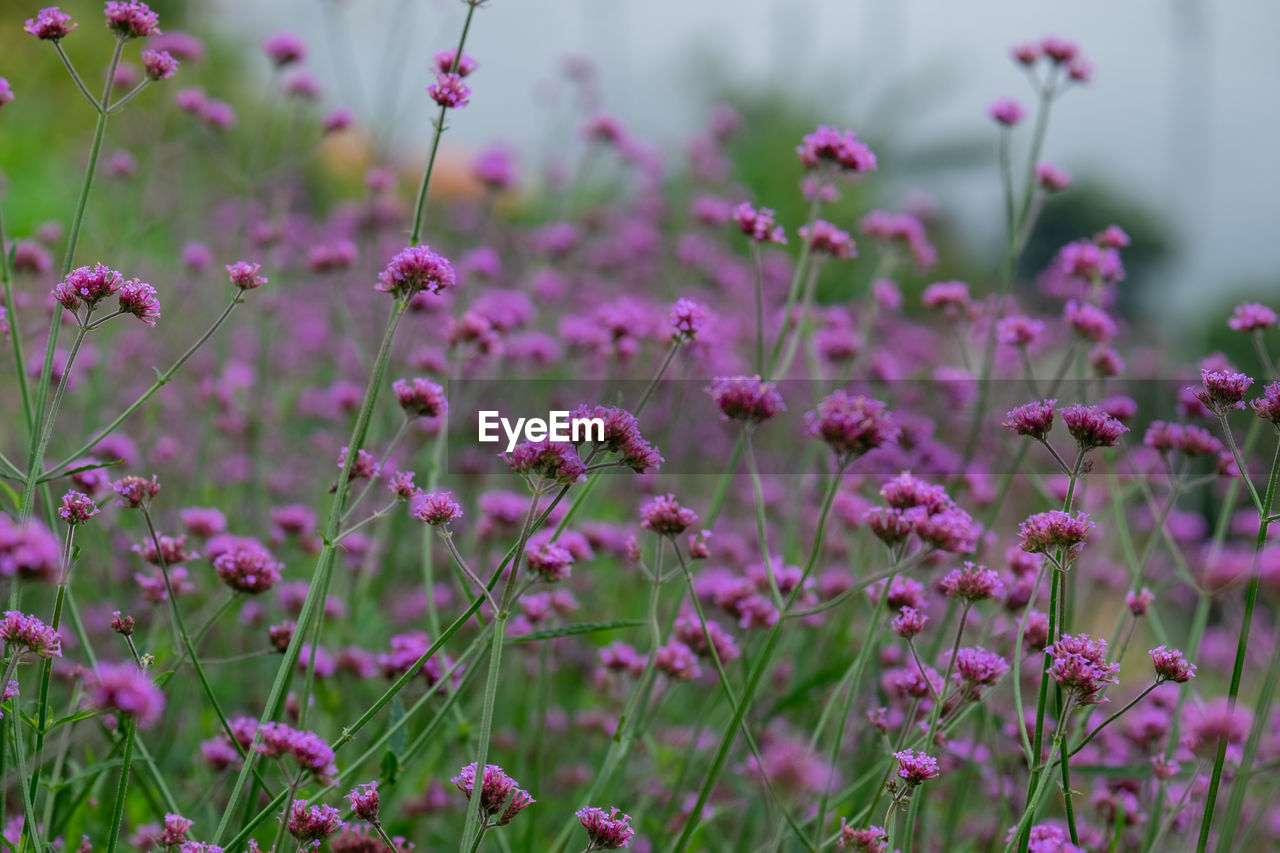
[1061,403,1128,450]
[345,782,379,823]
[1252,381,1280,424]
[286,801,343,846]
[953,646,1009,687]
[526,542,573,582]
[640,494,698,537]
[337,447,380,481]
[892,749,940,785]
[988,97,1025,126]
[655,641,701,681]
[157,813,193,847]
[112,475,160,509]
[1002,399,1056,441]
[1,612,62,658]
[85,661,165,728]
[669,298,709,341]
[226,261,267,290]
[707,376,785,424]
[837,821,887,853]
[414,492,463,527]
[1149,646,1196,683]
[1227,302,1277,333]
[576,806,636,850]
[428,72,471,109]
[104,1,160,39]
[997,315,1046,347]
[117,279,161,326]
[376,246,456,298]
[798,220,856,259]
[433,48,478,77]
[473,145,517,191]
[255,722,337,779]
[393,377,448,419]
[890,606,927,639]
[796,125,877,173]
[731,203,786,245]
[1047,633,1119,705]
[505,441,587,484]
[450,763,535,827]
[1194,369,1254,415]
[1126,587,1154,616]
[25,7,77,40]
[211,540,282,595]
[53,264,125,312]
[263,32,307,66]
[59,490,99,525]
[804,391,898,460]
[1035,162,1072,192]
[940,562,1002,602]
[141,49,178,81]
[1018,510,1092,561]
[1064,300,1118,342]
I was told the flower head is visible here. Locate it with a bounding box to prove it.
[345,782,380,823]
[226,261,267,290]
[576,806,635,850]
[414,492,464,527]
[804,391,897,460]
[393,378,448,419]
[669,298,709,341]
[892,749,940,785]
[59,490,99,525]
[1194,369,1254,415]
[1061,403,1128,450]
[890,606,927,639]
[85,661,165,728]
[1018,511,1092,561]
[104,1,160,39]
[731,203,786,245]
[1,612,61,658]
[112,475,160,509]
[796,126,877,173]
[25,7,77,40]
[450,764,535,827]
[1252,382,1280,425]
[433,48,478,76]
[798,220,856,259]
[640,494,698,537]
[707,376,785,424]
[837,821,887,853]
[1002,399,1055,441]
[953,646,1009,688]
[286,801,343,847]
[263,32,306,66]
[940,562,1002,602]
[1149,646,1196,683]
[428,72,471,108]
[212,540,283,595]
[54,264,125,312]
[1227,302,1277,333]
[377,246,456,298]
[141,49,178,80]
[118,279,161,326]
[988,97,1025,126]
[504,441,586,484]
[1047,634,1119,705]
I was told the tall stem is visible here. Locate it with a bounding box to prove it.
[29,38,123,510]
[214,300,408,843]
[21,321,88,519]
[1201,430,1280,850]
[104,717,136,853]
[0,202,35,434]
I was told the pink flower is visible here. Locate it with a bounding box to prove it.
[263,32,307,66]
[576,806,636,850]
[141,49,178,81]
[892,749,940,785]
[85,662,165,728]
[117,279,161,326]
[707,376,785,423]
[377,246,456,298]
[414,492,464,527]
[104,1,160,39]
[226,261,267,290]
[641,494,698,537]
[428,72,471,108]
[25,7,77,40]
[1149,646,1196,683]
[1003,399,1056,441]
[988,97,1025,126]
[804,391,898,460]
[1227,302,1277,333]
[796,125,877,173]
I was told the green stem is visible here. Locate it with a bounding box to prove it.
[21,320,88,519]
[43,294,244,480]
[105,717,136,853]
[214,299,407,843]
[0,202,34,435]
[1207,430,1280,850]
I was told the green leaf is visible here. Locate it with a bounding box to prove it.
[504,619,644,644]
[379,749,400,786]
[0,480,20,511]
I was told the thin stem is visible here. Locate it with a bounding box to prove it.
[440,530,498,612]
[1067,681,1160,758]
[53,41,102,111]
[750,241,764,374]
[104,717,136,853]
[21,320,88,519]
[107,79,152,114]
[44,294,245,479]
[29,39,123,505]
[0,202,35,434]
[1205,430,1280,850]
